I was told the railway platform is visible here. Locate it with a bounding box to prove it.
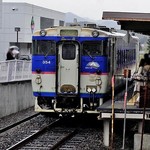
[0,60,31,83]
[0,60,33,118]
[97,83,150,149]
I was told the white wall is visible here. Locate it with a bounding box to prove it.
[0,1,2,59]
[1,2,65,61]
[0,0,2,29]
[0,81,34,118]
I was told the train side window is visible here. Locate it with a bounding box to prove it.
[103,40,108,55]
[62,44,76,60]
[133,49,136,60]
[108,40,111,57]
[121,50,123,65]
[117,50,120,68]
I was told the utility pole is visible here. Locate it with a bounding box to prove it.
[15,27,20,46]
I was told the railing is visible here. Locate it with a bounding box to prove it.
[0,60,32,83]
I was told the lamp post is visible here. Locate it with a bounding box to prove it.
[14,27,20,46]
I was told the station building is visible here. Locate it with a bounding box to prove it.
[0,2,65,60]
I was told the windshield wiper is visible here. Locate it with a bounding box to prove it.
[83,49,94,60]
[45,48,54,57]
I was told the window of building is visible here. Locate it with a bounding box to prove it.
[40,17,54,29]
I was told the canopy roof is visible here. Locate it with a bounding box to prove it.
[102,11,150,35]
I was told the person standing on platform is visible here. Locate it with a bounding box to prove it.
[6,46,19,60]
[6,48,15,60]
[6,46,20,81]
[133,53,150,106]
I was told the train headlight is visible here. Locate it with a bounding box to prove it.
[86,86,97,93]
[91,88,97,93]
[92,30,99,37]
[40,29,47,36]
[35,75,42,84]
[87,87,92,93]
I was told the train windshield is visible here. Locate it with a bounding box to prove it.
[33,40,56,55]
[82,41,108,56]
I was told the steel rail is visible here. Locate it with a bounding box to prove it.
[50,129,77,150]
[6,118,61,150]
[0,113,40,134]
[0,113,40,133]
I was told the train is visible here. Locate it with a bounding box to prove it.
[31,24,140,115]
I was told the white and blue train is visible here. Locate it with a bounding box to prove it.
[31,24,139,114]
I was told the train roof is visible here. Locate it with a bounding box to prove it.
[33,26,112,36]
[33,25,139,41]
[111,31,139,41]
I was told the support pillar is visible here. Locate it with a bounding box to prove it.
[103,119,110,147]
[99,98,103,106]
[138,121,142,133]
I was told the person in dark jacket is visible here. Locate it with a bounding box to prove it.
[6,46,19,60]
[6,48,15,60]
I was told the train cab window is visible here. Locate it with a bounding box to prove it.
[82,41,102,56]
[62,44,76,60]
[82,41,108,56]
[33,40,56,55]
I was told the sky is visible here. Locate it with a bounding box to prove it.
[3,0,150,20]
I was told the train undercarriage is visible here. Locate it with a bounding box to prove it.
[35,95,104,114]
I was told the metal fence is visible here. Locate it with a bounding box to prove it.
[0,60,32,83]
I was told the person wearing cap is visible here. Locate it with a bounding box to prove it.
[6,46,19,60]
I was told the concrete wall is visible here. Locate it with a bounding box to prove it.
[134,134,150,150]
[0,0,2,56]
[0,81,34,118]
[0,0,1,29]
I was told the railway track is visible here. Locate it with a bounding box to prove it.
[0,112,57,150]
[0,113,40,134]
[5,117,105,150]
[1,113,137,149]
[0,84,138,150]
[6,118,78,150]
[50,129,77,150]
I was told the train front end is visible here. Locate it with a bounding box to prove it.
[32,26,112,115]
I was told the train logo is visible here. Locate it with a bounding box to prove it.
[85,61,100,69]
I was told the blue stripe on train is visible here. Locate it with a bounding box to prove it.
[33,92,106,98]
[33,92,56,97]
[32,56,56,72]
[32,36,108,42]
[80,93,106,98]
[81,56,108,73]
[32,36,108,72]
[32,55,108,73]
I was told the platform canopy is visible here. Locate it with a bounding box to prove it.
[102,11,150,35]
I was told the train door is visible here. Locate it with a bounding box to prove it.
[57,42,79,95]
